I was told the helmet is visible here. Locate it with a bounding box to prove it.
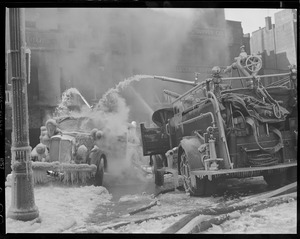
[131,121,137,128]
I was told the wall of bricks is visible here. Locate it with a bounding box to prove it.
[250,9,297,74]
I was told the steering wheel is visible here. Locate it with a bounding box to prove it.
[245,55,262,73]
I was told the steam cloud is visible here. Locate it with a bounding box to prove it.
[32,8,230,184]
[35,8,230,124]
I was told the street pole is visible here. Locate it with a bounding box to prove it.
[7,8,39,221]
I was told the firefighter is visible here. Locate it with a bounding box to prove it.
[45,119,62,137]
[90,128,103,146]
[127,121,140,144]
[30,143,48,162]
[75,144,88,164]
[239,45,248,64]
[40,119,62,148]
[89,128,104,165]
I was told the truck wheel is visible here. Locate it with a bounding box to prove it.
[180,151,211,196]
[153,154,164,186]
[94,155,105,186]
[286,167,297,183]
[263,171,286,188]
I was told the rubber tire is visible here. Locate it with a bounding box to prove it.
[263,171,286,188]
[286,167,297,183]
[179,151,217,197]
[94,156,105,187]
[153,154,164,186]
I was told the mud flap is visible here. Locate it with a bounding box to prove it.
[190,174,197,188]
[180,137,204,170]
[153,154,165,186]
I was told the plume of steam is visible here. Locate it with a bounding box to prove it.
[96,75,152,110]
[55,75,153,133]
[53,75,152,182]
[35,8,232,184]
[90,74,153,138]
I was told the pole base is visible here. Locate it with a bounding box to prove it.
[7,206,39,221]
[8,161,39,221]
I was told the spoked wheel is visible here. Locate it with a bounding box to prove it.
[94,155,105,186]
[152,154,165,186]
[180,151,194,194]
[179,151,217,196]
[180,151,206,196]
[245,55,262,73]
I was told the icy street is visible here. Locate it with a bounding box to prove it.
[5,174,297,234]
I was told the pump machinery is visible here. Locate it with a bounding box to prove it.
[140,48,297,196]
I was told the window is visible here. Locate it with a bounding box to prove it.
[5,91,12,104]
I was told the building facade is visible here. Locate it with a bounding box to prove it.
[250,9,297,85]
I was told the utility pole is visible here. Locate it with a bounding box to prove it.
[7,8,39,221]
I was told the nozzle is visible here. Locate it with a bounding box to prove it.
[154,76,197,86]
[163,89,180,99]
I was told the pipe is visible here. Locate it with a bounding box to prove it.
[154,76,197,86]
[179,112,215,128]
[76,92,91,109]
[155,74,290,84]
[163,89,180,99]
[207,91,233,169]
[221,73,290,81]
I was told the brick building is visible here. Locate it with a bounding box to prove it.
[250,9,297,85]
[5,8,247,146]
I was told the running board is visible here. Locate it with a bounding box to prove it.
[190,162,297,178]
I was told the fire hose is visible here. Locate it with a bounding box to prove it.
[245,117,283,166]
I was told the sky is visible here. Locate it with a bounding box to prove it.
[224,8,282,34]
[152,8,285,35]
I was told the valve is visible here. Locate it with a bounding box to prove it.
[245,55,262,73]
[211,66,222,84]
[207,126,214,134]
[289,64,297,80]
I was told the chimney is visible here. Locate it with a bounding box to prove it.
[265,16,272,30]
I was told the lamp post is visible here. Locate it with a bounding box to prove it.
[7,8,39,221]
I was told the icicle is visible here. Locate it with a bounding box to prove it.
[26,48,31,84]
[79,171,82,183]
[76,171,79,184]
[71,171,75,184]
[79,171,89,184]
[67,171,70,184]
[62,172,66,183]
[83,171,88,183]
[33,170,47,184]
[23,146,32,181]
[26,155,29,181]
[32,170,38,184]
[63,171,69,184]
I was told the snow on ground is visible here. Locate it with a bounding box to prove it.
[5,184,112,233]
[101,214,188,233]
[5,174,297,234]
[112,192,296,234]
[204,199,297,234]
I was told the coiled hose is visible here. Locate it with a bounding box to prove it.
[247,153,279,167]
